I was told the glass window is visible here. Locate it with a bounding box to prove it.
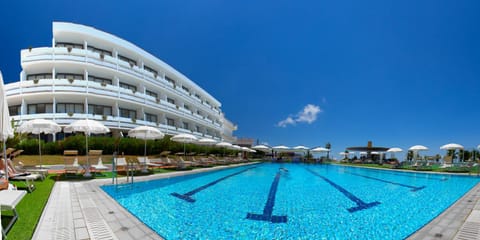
[167,118,175,126]
[119,108,136,119]
[56,103,84,113]
[56,73,84,80]
[28,103,53,114]
[118,54,137,66]
[146,90,158,98]
[88,75,112,85]
[182,86,189,93]
[88,104,112,115]
[55,42,84,49]
[184,104,190,111]
[183,122,189,129]
[26,73,52,80]
[8,105,21,116]
[167,98,175,104]
[119,82,137,92]
[144,65,158,76]
[145,113,157,123]
[165,76,175,85]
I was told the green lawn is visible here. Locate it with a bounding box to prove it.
[3,176,55,240]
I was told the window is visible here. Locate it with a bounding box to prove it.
[118,54,137,66]
[183,122,189,130]
[195,125,200,133]
[167,118,175,127]
[9,105,21,116]
[165,76,175,85]
[144,65,158,76]
[181,86,190,93]
[88,75,112,85]
[27,103,53,114]
[146,90,158,98]
[197,110,202,116]
[88,104,112,115]
[195,94,201,100]
[119,108,136,119]
[184,104,190,111]
[145,113,157,123]
[56,103,84,113]
[87,45,112,56]
[167,98,175,105]
[56,73,84,80]
[26,73,52,80]
[119,82,137,92]
[55,42,84,49]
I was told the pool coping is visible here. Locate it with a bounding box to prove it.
[31,162,479,239]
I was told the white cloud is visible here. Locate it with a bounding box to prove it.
[277,104,322,127]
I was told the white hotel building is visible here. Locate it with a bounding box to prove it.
[5,22,237,142]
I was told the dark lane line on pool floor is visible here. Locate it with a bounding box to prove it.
[171,166,257,202]
[306,169,380,213]
[346,172,426,192]
[246,168,288,223]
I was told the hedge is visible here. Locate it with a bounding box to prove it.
[15,135,241,156]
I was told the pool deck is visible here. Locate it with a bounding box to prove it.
[31,163,480,239]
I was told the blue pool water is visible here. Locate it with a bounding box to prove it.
[101,163,480,239]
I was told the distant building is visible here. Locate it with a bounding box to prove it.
[5,22,237,141]
[235,138,255,147]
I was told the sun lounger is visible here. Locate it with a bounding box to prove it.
[63,150,81,178]
[0,189,28,238]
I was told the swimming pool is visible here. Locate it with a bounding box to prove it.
[101,163,480,239]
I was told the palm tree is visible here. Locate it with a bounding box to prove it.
[325,142,331,160]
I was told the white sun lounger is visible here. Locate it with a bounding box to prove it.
[0,190,28,238]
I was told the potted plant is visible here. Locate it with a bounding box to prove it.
[101,82,107,87]
[68,78,74,84]
[102,115,107,121]
[131,117,136,123]
[100,53,104,60]
[33,79,39,84]
[67,46,72,52]
[68,112,74,117]
[28,46,32,52]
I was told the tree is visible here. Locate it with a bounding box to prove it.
[325,142,331,160]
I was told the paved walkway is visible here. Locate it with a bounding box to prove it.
[32,164,480,239]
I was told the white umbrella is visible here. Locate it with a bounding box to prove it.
[64,119,110,177]
[196,138,217,155]
[440,143,464,163]
[408,145,428,162]
[197,138,217,146]
[273,145,290,151]
[216,141,232,157]
[387,147,403,159]
[293,145,309,151]
[310,147,330,152]
[128,126,164,172]
[171,133,198,156]
[216,141,233,148]
[252,145,271,153]
[16,119,61,168]
[440,143,464,150]
[0,71,14,179]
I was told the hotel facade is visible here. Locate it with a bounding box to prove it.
[5,22,237,142]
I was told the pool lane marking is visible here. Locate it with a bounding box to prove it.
[346,172,426,192]
[171,166,257,203]
[306,169,380,213]
[246,168,288,223]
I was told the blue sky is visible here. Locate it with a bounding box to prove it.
[1,0,480,159]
